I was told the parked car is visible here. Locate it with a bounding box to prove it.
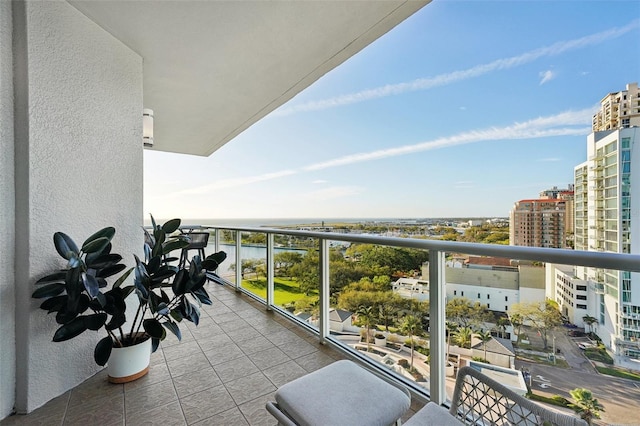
[568,330,585,337]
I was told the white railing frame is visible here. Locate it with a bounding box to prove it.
[197,225,640,404]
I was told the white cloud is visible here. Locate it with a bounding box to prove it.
[177,108,594,194]
[303,108,594,171]
[273,20,638,116]
[304,186,362,201]
[539,70,555,85]
[178,170,297,194]
[538,157,561,162]
[312,179,328,184]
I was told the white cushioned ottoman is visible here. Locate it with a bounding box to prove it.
[271,360,411,426]
[404,402,463,425]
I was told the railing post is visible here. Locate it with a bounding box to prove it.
[214,228,220,254]
[319,238,330,344]
[429,249,446,405]
[235,230,242,292]
[266,233,274,310]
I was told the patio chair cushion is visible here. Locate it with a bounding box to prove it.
[274,360,410,426]
[404,402,463,426]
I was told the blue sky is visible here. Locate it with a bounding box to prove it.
[144,1,640,220]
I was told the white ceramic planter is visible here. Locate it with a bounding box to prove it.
[107,334,152,383]
[375,336,387,347]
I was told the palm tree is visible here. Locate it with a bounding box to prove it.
[453,327,473,349]
[356,305,375,352]
[569,388,604,426]
[496,317,510,338]
[378,303,396,332]
[400,314,422,370]
[582,315,597,334]
[475,329,492,361]
[446,321,458,358]
[509,313,523,342]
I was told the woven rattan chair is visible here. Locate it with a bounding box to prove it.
[178,232,209,268]
[449,366,587,426]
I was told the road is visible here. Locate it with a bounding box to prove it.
[516,330,640,425]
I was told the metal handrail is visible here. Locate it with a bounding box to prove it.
[189,224,640,404]
[195,224,640,272]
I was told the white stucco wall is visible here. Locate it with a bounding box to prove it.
[0,0,16,419]
[13,1,143,413]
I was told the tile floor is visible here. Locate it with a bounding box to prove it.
[2,283,424,425]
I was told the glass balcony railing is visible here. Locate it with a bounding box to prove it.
[190,225,640,407]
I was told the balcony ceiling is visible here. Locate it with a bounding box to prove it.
[69,1,430,156]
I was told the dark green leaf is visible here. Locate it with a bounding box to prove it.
[121,285,135,299]
[162,219,181,234]
[86,253,122,269]
[106,314,126,331]
[149,265,177,287]
[40,295,67,313]
[81,236,111,254]
[202,251,227,271]
[67,253,81,268]
[94,292,107,308]
[147,256,161,274]
[162,239,189,256]
[148,291,161,313]
[188,273,207,293]
[32,283,65,299]
[172,270,188,296]
[157,302,169,316]
[56,308,77,325]
[169,308,183,323]
[113,267,134,289]
[82,273,100,298]
[187,302,200,326]
[150,214,157,231]
[53,316,87,341]
[54,232,79,260]
[36,271,67,285]
[143,318,166,339]
[160,290,171,304]
[152,229,166,258]
[104,288,127,313]
[84,313,107,330]
[81,227,115,252]
[151,337,160,353]
[96,263,127,279]
[163,320,182,341]
[94,336,113,366]
[193,288,212,306]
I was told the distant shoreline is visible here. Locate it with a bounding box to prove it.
[146,217,508,227]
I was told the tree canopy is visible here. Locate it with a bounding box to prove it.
[508,300,562,349]
[446,297,492,329]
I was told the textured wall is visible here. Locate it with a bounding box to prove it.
[13,1,143,413]
[0,0,16,419]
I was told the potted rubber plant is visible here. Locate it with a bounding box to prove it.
[32,217,226,383]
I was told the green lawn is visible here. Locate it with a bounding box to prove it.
[596,366,640,382]
[584,346,614,364]
[240,277,317,306]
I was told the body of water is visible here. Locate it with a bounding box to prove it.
[213,243,307,277]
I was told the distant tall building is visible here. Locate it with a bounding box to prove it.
[592,82,640,131]
[509,198,568,248]
[549,83,640,367]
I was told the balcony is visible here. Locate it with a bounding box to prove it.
[4,225,640,425]
[3,282,429,425]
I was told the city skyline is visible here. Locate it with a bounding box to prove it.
[144,1,640,220]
